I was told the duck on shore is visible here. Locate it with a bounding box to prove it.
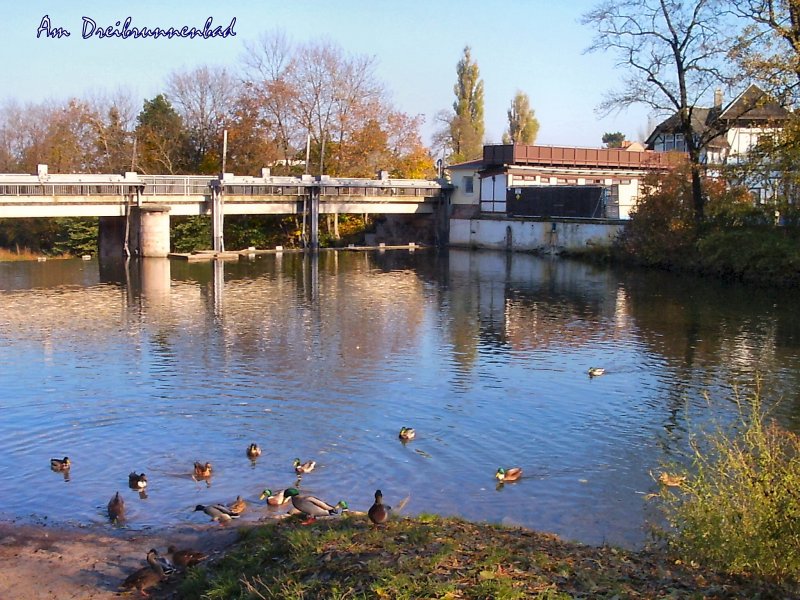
[259,488,290,506]
[284,488,347,524]
[194,503,240,524]
[167,545,207,568]
[368,489,391,526]
[119,548,167,596]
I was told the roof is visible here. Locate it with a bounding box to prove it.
[445,159,484,170]
[644,84,789,149]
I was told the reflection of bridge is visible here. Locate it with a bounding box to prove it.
[0,168,449,256]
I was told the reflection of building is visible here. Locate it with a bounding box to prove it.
[448,144,676,220]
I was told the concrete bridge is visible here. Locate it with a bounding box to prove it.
[0,167,449,256]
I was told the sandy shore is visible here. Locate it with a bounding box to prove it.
[0,521,241,599]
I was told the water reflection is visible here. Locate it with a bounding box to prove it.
[0,250,798,548]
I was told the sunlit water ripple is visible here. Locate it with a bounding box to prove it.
[1,250,799,548]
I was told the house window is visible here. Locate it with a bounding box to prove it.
[463,176,474,194]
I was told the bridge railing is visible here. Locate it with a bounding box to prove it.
[140,175,215,196]
[0,183,136,196]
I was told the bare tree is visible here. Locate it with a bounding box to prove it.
[241,29,299,164]
[167,65,239,172]
[583,0,732,223]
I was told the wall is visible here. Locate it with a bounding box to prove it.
[449,217,624,253]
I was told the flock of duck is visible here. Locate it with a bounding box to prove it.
[50,426,525,596]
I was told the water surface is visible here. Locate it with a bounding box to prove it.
[1,249,798,548]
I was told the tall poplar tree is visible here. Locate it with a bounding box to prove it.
[502,91,539,145]
[448,46,484,163]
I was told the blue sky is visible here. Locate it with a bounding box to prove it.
[5,1,655,150]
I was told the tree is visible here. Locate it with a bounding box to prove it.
[134,95,188,174]
[167,65,239,173]
[502,91,539,145]
[729,0,800,104]
[602,131,625,148]
[583,0,732,225]
[438,46,484,164]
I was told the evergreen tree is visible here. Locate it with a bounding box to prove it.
[502,91,539,145]
[134,95,188,174]
[602,132,625,148]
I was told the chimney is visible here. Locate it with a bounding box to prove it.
[714,88,723,109]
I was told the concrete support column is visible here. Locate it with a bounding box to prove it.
[132,206,171,258]
[98,216,127,258]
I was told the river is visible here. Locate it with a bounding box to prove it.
[0,248,798,549]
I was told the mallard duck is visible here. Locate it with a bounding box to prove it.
[194,503,240,523]
[167,545,207,568]
[398,427,416,441]
[108,491,125,523]
[50,457,70,471]
[229,495,247,515]
[193,461,212,479]
[119,548,167,596]
[284,488,347,524]
[246,443,262,459]
[293,458,316,474]
[495,467,523,482]
[588,367,606,377]
[259,488,290,506]
[658,472,687,487]
[368,489,391,526]
[128,471,147,490]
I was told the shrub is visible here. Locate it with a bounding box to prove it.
[659,391,800,584]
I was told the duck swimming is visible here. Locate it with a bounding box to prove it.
[128,472,147,490]
[108,491,125,523]
[50,457,70,471]
[293,458,316,475]
[398,427,416,441]
[495,467,523,482]
[193,462,212,479]
[246,443,261,459]
[229,495,247,515]
[588,367,606,377]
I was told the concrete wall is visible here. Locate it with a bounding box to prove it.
[449,217,624,253]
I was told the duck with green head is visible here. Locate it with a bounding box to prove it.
[293,458,316,474]
[284,487,347,524]
[259,488,290,506]
[495,467,523,482]
[194,503,240,524]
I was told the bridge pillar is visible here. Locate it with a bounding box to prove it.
[131,206,171,258]
[98,216,127,258]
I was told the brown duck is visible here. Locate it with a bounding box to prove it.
[119,548,167,597]
[193,461,212,479]
[167,544,207,567]
[368,489,391,526]
[108,491,125,523]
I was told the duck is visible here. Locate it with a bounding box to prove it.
[167,545,207,568]
[194,503,240,523]
[128,472,147,490]
[368,489,391,526]
[193,461,212,479]
[50,457,70,471]
[495,467,523,482]
[119,548,167,596]
[108,491,125,523]
[293,458,316,475]
[246,443,262,459]
[229,495,247,515]
[259,488,290,506]
[658,472,687,487]
[588,367,606,377]
[284,487,347,524]
[398,427,416,441]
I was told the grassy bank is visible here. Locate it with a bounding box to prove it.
[175,513,789,599]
